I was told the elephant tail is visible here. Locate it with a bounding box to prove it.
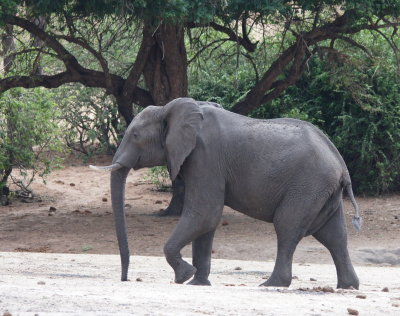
[343,177,363,231]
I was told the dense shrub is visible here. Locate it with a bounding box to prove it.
[0,88,64,201]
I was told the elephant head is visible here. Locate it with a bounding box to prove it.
[90,98,204,280]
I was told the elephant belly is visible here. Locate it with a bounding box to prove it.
[224,186,278,223]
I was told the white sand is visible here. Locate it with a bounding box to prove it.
[0,252,399,315]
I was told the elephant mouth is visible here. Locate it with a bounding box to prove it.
[132,156,141,170]
[90,156,142,172]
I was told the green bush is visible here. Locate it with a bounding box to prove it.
[145,166,171,191]
[0,88,64,199]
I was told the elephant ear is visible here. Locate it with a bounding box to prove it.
[164,98,203,180]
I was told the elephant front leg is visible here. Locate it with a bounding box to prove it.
[163,164,224,284]
[163,208,222,284]
[188,229,216,285]
[163,216,202,284]
[164,248,197,284]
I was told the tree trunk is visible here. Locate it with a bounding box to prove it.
[30,16,46,75]
[114,22,188,126]
[2,24,15,73]
[143,23,188,105]
[115,95,134,125]
[115,23,189,216]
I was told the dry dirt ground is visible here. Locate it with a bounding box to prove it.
[1,154,400,315]
[1,253,399,315]
[1,154,400,265]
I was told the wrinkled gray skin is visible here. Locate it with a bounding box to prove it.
[91,98,361,289]
[158,101,221,217]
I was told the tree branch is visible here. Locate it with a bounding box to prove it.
[242,52,259,82]
[4,15,82,72]
[56,34,114,93]
[187,21,258,52]
[0,62,153,109]
[0,72,78,92]
[209,22,257,52]
[121,23,153,102]
[188,38,228,64]
[374,28,400,68]
[4,48,57,61]
[336,35,373,58]
[230,41,300,114]
[2,14,154,113]
[231,9,400,115]
[261,50,311,105]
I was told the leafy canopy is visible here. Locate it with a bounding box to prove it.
[2,1,400,21]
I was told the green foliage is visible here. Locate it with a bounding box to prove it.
[0,0,17,15]
[81,245,94,252]
[145,166,171,191]
[0,88,64,193]
[6,0,223,23]
[189,64,255,108]
[188,39,258,107]
[5,0,400,24]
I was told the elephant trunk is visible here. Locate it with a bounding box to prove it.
[110,166,131,281]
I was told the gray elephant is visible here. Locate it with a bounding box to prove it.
[91,97,362,289]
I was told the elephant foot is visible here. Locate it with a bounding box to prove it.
[259,275,291,287]
[174,262,197,284]
[337,278,359,290]
[157,207,181,217]
[187,278,211,286]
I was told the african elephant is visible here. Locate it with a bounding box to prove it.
[90,97,362,289]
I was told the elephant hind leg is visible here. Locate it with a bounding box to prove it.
[158,177,185,217]
[312,203,359,289]
[261,193,329,288]
[260,230,304,287]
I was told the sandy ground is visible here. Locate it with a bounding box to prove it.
[1,154,400,265]
[1,252,399,315]
[1,154,400,314]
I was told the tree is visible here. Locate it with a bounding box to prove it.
[0,0,399,124]
[0,8,63,204]
[0,87,64,203]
